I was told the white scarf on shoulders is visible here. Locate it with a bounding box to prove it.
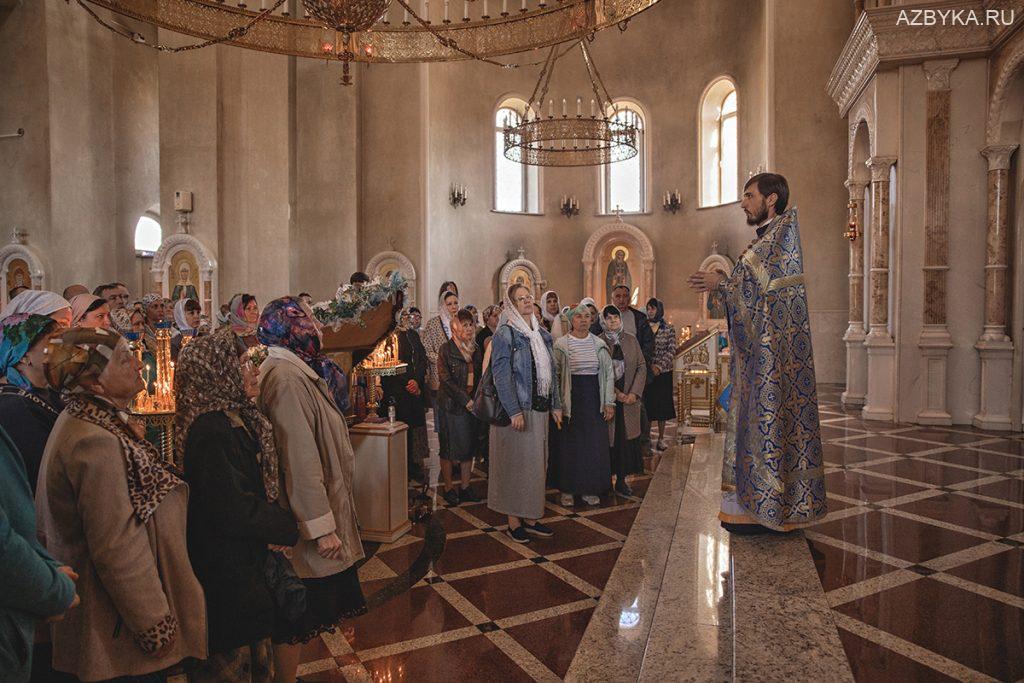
[498,296,553,397]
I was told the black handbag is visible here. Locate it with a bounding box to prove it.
[472,346,511,426]
[264,551,307,622]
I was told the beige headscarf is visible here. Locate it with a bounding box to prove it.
[70,294,104,327]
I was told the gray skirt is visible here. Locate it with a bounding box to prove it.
[487,410,549,519]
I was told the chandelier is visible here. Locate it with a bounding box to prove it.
[75,0,663,84]
[503,39,637,167]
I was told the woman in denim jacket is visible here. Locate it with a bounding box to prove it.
[486,284,562,544]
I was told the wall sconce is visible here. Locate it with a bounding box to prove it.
[449,183,467,208]
[662,189,681,214]
[560,195,579,218]
[843,199,859,242]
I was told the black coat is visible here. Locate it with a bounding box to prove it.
[437,339,483,415]
[182,411,299,655]
[0,385,64,493]
[380,329,428,426]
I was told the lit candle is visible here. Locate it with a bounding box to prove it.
[576,96,582,116]
[483,0,488,16]
[444,0,449,21]
[590,98,596,117]
[548,99,553,118]
[562,98,566,116]
[463,0,468,18]
[502,0,507,14]
[403,7,409,22]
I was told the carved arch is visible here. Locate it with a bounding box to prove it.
[151,233,218,316]
[581,221,655,308]
[366,250,418,306]
[0,240,47,306]
[987,28,1024,146]
[498,249,546,302]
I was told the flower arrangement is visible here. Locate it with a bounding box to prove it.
[312,271,407,329]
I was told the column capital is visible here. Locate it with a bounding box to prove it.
[980,145,1018,172]
[844,178,868,193]
[923,59,959,92]
[866,156,897,181]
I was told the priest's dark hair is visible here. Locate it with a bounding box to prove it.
[744,173,789,213]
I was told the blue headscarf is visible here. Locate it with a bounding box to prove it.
[0,314,58,389]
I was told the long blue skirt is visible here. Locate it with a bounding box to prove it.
[558,374,611,496]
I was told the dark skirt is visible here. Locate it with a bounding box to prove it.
[611,402,644,479]
[558,375,612,495]
[440,409,478,462]
[643,371,676,421]
[273,566,367,644]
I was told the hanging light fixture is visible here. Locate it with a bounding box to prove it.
[503,39,637,167]
[74,0,664,85]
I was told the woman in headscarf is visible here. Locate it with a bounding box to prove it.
[35,328,207,682]
[0,290,71,328]
[599,305,647,497]
[175,333,299,683]
[69,294,112,330]
[421,284,460,450]
[378,308,429,483]
[644,298,677,451]
[0,314,64,492]
[487,284,562,544]
[255,298,365,683]
[171,298,205,361]
[540,290,568,340]
[226,294,261,349]
[580,297,602,336]
[552,304,615,507]
[476,304,500,350]
[436,308,483,506]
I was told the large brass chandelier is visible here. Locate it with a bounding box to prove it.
[76,0,663,84]
[503,39,637,166]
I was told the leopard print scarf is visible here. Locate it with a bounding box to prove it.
[64,395,184,523]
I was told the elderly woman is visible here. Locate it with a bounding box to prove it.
[176,333,299,683]
[379,309,429,483]
[476,304,500,350]
[256,298,365,683]
[35,328,207,682]
[552,304,615,507]
[599,306,647,496]
[644,298,677,450]
[540,290,568,340]
[0,315,65,493]
[488,284,562,543]
[437,309,483,506]
[226,294,260,349]
[70,294,112,330]
[0,290,72,328]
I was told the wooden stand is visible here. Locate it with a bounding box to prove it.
[350,420,411,543]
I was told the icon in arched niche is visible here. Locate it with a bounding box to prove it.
[5,258,31,295]
[605,245,634,304]
[170,250,201,303]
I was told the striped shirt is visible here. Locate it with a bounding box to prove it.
[567,334,599,375]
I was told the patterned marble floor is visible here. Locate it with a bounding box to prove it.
[294,419,670,682]
[809,385,1024,682]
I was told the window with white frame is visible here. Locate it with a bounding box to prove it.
[494,98,540,213]
[134,215,161,256]
[600,101,646,214]
[700,79,738,207]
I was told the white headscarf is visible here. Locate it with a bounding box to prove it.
[540,290,565,339]
[498,289,553,397]
[438,290,458,339]
[0,290,71,324]
[173,299,193,333]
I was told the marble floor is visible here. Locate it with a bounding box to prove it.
[293,387,1024,682]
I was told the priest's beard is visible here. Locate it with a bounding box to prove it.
[745,200,769,226]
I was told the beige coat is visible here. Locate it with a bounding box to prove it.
[600,331,647,441]
[258,347,364,577]
[35,414,207,682]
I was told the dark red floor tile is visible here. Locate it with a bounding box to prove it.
[836,627,959,683]
[432,532,527,575]
[360,634,534,683]
[299,635,332,663]
[821,417,894,433]
[346,585,471,652]
[377,538,426,574]
[821,425,871,440]
[421,508,479,535]
[806,538,901,592]
[822,443,890,466]
[514,519,618,555]
[826,495,857,510]
[553,548,621,590]
[835,578,1024,681]
[858,459,983,487]
[846,435,942,455]
[824,470,927,504]
[505,608,595,678]
[969,479,1024,504]
[300,669,348,682]
[810,511,984,563]
[923,449,1024,474]
[945,547,1024,598]
[893,493,1024,537]
[971,439,1024,456]
[890,429,989,446]
[448,564,589,620]
[586,507,640,536]
[458,504,514,528]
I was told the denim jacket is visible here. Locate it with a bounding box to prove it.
[490,323,561,418]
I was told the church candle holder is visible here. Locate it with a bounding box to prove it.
[356,332,407,417]
[662,190,681,214]
[560,195,579,218]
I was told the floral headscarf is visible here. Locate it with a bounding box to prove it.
[257,297,349,412]
[44,327,183,522]
[175,333,280,501]
[0,314,58,389]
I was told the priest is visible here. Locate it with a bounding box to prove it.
[687,173,827,533]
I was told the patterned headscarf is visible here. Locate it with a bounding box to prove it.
[44,327,182,522]
[0,290,70,324]
[228,294,256,337]
[175,333,280,501]
[600,305,623,346]
[565,303,592,325]
[140,293,162,310]
[646,297,665,324]
[257,297,349,412]
[0,314,58,389]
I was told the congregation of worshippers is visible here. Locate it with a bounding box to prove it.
[0,273,677,682]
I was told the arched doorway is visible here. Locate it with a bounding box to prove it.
[581,220,655,309]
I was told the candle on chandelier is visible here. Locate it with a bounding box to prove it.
[482,0,488,17]
[404,7,409,22]
[576,96,582,117]
[521,0,526,10]
[260,0,268,9]
[502,0,507,14]
[590,99,596,117]
[548,99,554,118]
[562,98,566,117]
[444,0,449,21]
[463,0,468,19]
[424,0,429,21]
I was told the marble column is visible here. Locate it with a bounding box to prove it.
[862,156,897,422]
[842,179,868,408]
[917,60,957,425]
[973,144,1018,430]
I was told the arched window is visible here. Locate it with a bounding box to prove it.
[600,101,646,214]
[134,215,161,256]
[700,79,738,207]
[494,97,540,214]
